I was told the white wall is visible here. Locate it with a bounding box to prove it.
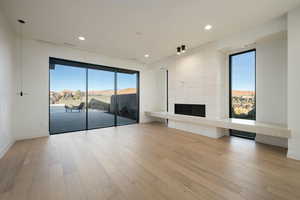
[255,33,288,148]
[12,39,159,140]
[287,6,300,160]
[140,66,167,122]
[256,33,287,125]
[0,12,16,158]
[216,16,287,52]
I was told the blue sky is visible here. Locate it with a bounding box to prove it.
[231,51,255,91]
[50,64,137,91]
[51,52,255,92]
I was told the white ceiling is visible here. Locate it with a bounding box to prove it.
[1,0,299,63]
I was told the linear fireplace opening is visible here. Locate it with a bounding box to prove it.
[175,104,206,117]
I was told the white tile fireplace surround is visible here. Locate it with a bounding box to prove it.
[171,104,223,138]
[166,43,226,138]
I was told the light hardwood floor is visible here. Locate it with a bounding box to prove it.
[1,123,300,200]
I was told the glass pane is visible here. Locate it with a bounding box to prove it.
[88,69,115,129]
[116,72,138,126]
[231,51,256,120]
[50,65,86,134]
[230,50,256,139]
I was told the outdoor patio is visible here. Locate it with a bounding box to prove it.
[50,105,136,134]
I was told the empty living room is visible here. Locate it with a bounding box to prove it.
[1,0,300,199]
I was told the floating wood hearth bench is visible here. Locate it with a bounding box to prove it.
[145,111,291,138]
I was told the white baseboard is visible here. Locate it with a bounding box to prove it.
[14,131,49,141]
[15,134,49,141]
[287,150,300,161]
[0,141,15,159]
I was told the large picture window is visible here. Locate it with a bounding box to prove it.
[49,58,139,134]
[229,49,256,139]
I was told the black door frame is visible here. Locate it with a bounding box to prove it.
[49,57,140,135]
[229,49,256,139]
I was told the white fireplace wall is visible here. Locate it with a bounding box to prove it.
[166,43,226,119]
[147,43,227,138]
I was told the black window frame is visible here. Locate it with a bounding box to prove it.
[229,49,256,139]
[49,57,140,135]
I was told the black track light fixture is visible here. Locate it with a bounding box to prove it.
[181,45,186,53]
[177,47,181,55]
[176,45,187,55]
[18,19,26,24]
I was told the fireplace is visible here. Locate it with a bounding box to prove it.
[174,104,206,117]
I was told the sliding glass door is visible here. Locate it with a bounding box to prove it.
[116,72,138,126]
[49,64,87,134]
[229,49,256,139]
[49,58,139,135]
[88,69,115,129]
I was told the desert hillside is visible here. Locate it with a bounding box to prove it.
[53,88,136,96]
[232,90,255,96]
[50,88,137,105]
[88,88,136,95]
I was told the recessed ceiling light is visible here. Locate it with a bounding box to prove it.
[144,54,149,58]
[204,24,212,30]
[78,36,85,41]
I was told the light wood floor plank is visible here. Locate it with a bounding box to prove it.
[1,123,300,200]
